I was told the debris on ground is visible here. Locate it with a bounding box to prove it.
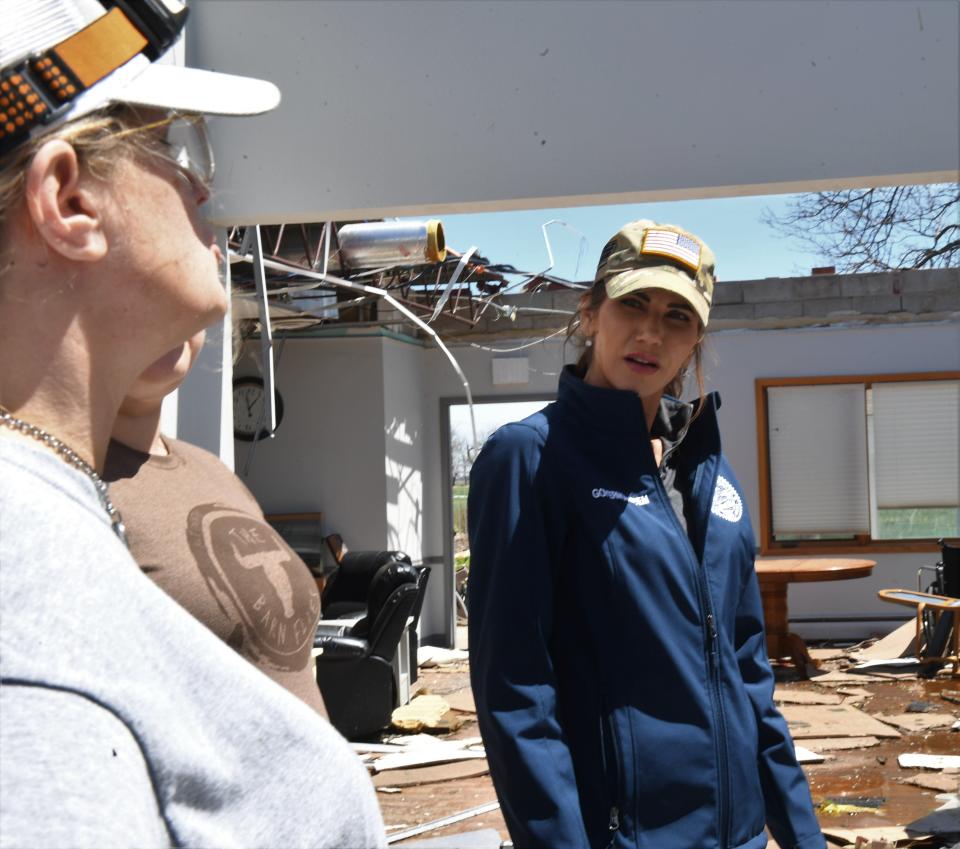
[391,695,462,733]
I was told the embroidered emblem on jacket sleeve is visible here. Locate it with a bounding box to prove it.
[711,475,743,523]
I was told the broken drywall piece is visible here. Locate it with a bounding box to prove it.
[898,753,960,770]
[794,745,827,763]
[803,736,881,751]
[901,772,960,792]
[417,646,470,667]
[852,657,919,670]
[781,704,901,739]
[385,802,501,845]
[852,620,917,661]
[372,748,487,773]
[774,689,842,705]
[372,758,490,788]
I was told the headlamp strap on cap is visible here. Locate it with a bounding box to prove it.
[0,0,188,156]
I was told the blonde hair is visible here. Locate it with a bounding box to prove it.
[0,106,175,251]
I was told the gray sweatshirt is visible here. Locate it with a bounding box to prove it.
[0,438,386,849]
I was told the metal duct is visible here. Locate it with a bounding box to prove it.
[337,220,445,268]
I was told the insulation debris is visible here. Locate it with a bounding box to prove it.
[897,753,960,770]
[391,695,462,733]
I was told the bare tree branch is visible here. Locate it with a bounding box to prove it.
[762,184,960,273]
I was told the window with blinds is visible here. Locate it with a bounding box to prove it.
[759,374,960,551]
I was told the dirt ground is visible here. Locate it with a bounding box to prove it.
[370,643,960,848]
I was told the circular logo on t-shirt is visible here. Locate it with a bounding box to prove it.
[187,504,319,669]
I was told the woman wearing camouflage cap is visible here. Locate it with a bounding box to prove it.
[0,1,384,845]
[468,221,825,849]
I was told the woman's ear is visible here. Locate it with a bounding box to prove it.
[24,139,108,263]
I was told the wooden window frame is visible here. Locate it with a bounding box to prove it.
[755,371,960,556]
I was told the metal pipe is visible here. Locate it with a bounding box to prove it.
[338,219,446,269]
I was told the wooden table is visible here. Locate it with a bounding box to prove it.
[755,557,876,674]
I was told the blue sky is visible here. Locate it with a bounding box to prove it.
[408,193,825,285]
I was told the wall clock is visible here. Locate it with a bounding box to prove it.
[232,377,284,441]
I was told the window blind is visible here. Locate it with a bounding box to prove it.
[872,380,960,509]
[767,384,870,535]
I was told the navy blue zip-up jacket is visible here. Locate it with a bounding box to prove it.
[468,368,825,849]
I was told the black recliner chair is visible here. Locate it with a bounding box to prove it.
[321,537,431,683]
[314,558,426,739]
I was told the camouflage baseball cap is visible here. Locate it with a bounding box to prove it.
[595,220,716,326]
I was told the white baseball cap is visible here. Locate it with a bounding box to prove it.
[1,0,280,156]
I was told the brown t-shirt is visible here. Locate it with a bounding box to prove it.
[103,436,326,716]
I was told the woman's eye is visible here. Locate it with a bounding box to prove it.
[622,297,645,310]
[667,310,692,322]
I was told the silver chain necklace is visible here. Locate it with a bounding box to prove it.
[0,406,127,545]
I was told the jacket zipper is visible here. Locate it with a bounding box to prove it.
[655,463,731,848]
[599,707,622,841]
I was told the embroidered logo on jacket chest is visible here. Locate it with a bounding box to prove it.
[591,487,650,507]
[711,475,743,523]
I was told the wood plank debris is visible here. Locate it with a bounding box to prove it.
[803,736,881,751]
[385,802,501,844]
[901,772,960,792]
[780,704,901,739]
[807,670,907,685]
[372,758,490,788]
[774,689,842,705]
[876,713,958,732]
[897,753,960,770]
[391,695,462,733]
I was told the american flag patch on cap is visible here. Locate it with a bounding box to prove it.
[640,228,702,271]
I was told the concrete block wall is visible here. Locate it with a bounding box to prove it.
[434,268,959,340]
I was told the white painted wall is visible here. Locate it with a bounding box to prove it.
[188,0,959,225]
[382,338,426,561]
[234,336,389,548]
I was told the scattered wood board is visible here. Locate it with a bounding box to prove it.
[372,758,490,788]
[445,688,477,714]
[876,713,958,732]
[898,753,960,770]
[774,689,842,705]
[803,736,880,751]
[901,772,960,792]
[391,695,462,733]
[372,749,487,773]
[780,704,901,739]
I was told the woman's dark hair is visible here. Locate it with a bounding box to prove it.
[566,278,707,404]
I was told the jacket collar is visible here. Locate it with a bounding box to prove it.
[555,365,722,456]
